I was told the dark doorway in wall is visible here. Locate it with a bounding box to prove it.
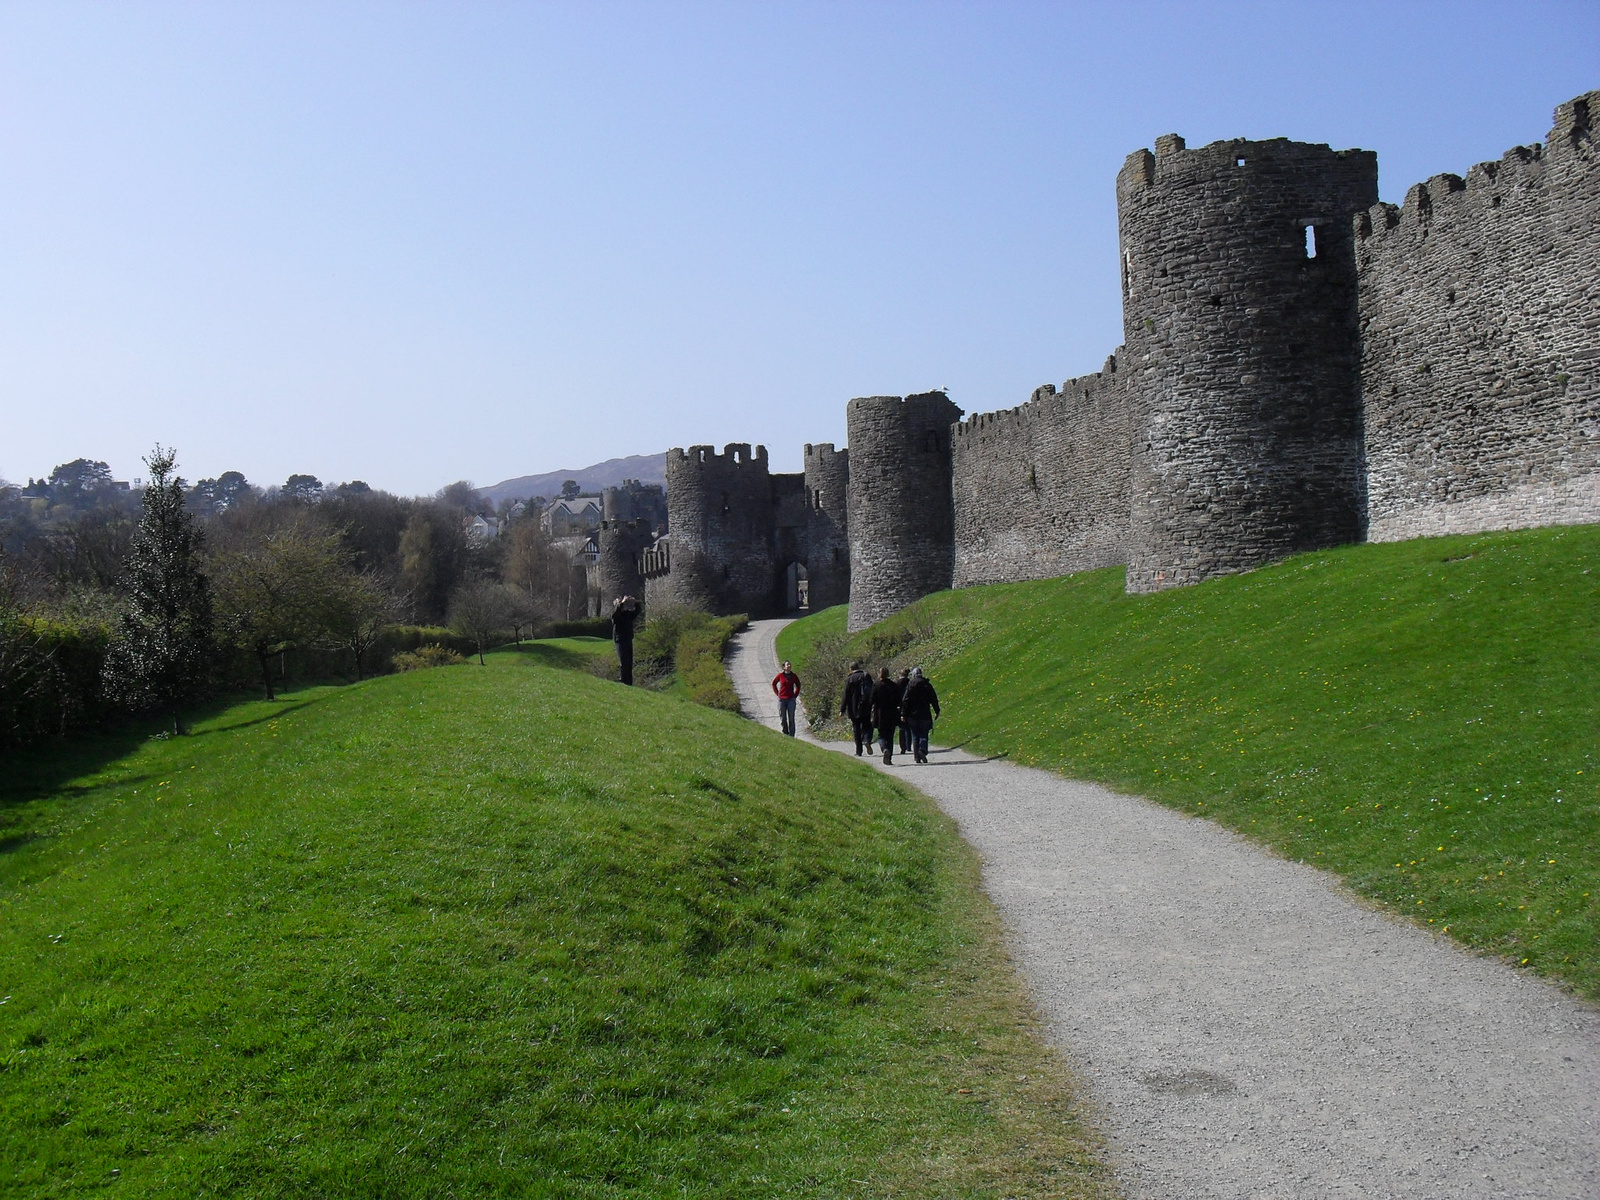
[785,562,810,611]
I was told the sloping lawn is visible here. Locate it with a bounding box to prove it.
[0,650,1113,1198]
[779,524,1600,998]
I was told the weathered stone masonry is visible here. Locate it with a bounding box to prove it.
[646,92,1596,626]
[952,358,1131,588]
[1119,134,1377,592]
[847,393,964,630]
[1358,93,1599,542]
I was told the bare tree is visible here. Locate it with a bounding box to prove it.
[500,583,546,643]
[447,579,512,665]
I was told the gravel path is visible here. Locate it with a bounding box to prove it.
[730,618,1600,1199]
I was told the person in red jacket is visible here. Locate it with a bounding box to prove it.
[771,661,802,736]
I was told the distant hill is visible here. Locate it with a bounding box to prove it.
[478,453,667,507]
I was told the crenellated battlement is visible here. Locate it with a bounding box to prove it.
[668,443,769,471]
[648,89,1597,624]
[802,442,845,468]
[1357,90,1599,543]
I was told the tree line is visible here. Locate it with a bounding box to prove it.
[0,449,592,746]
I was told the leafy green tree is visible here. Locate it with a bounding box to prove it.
[435,480,482,513]
[560,479,581,500]
[397,505,469,623]
[102,446,214,733]
[192,470,256,513]
[48,458,115,498]
[213,521,347,699]
[282,474,324,504]
[323,570,394,680]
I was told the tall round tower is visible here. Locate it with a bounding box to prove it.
[846,392,963,631]
[662,443,778,615]
[1117,134,1378,593]
[802,442,850,611]
[595,518,651,612]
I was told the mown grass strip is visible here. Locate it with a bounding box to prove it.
[778,524,1600,998]
[0,651,1113,1198]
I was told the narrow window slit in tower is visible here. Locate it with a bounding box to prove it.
[1304,225,1318,258]
[1236,156,1246,167]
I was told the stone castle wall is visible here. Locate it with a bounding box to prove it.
[596,518,652,611]
[660,444,778,615]
[652,92,1596,627]
[952,358,1131,587]
[846,393,963,631]
[1358,91,1599,542]
[653,441,852,619]
[803,443,851,610]
[1117,134,1378,592]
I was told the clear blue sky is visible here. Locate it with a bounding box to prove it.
[2,1,1595,494]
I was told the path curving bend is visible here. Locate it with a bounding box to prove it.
[728,617,1600,1200]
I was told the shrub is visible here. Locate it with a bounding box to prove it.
[543,617,611,639]
[0,611,114,748]
[378,626,477,666]
[632,604,705,685]
[677,615,747,711]
[392,644,466,671]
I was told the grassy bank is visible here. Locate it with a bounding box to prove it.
[0,646,1112,1198]
[777,525,1600,998]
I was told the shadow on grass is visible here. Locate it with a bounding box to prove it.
[504,642,612,671]
[0,687,336,815]
[190,696,325,737]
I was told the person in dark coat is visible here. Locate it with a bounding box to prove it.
[838,661,875,756]
[896,668,912,754]
[870,666,902,765]
[611,595,641,685]
[900,666,941,764]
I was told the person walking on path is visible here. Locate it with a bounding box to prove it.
[871,666,902,765]
[611,595,641,685]
[895,668,913,755]
[771,660,802,736]
[900,667,941,764]
[838,660,875,756]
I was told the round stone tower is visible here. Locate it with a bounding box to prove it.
[596,518,651,612]
[846,392,963,631]
[662,443,778,615]
[802,442,850,611]
[1117,134,1378,593]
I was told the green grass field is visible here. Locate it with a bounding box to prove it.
[0,643,1113,1198]
[778,525,1600,998]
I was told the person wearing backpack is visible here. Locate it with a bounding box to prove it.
[870,666,902,765]
[900,667,941,764]
[838,661,875,756]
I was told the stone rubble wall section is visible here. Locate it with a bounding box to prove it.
[661,444,780,616]
[652,92,1597,625]
[1117,134,1378,593]
[951,357,1132,587]
[803,443,851,611]
[1358,91,1600,542]
[846,393,964,631]
[595,518,652,613]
